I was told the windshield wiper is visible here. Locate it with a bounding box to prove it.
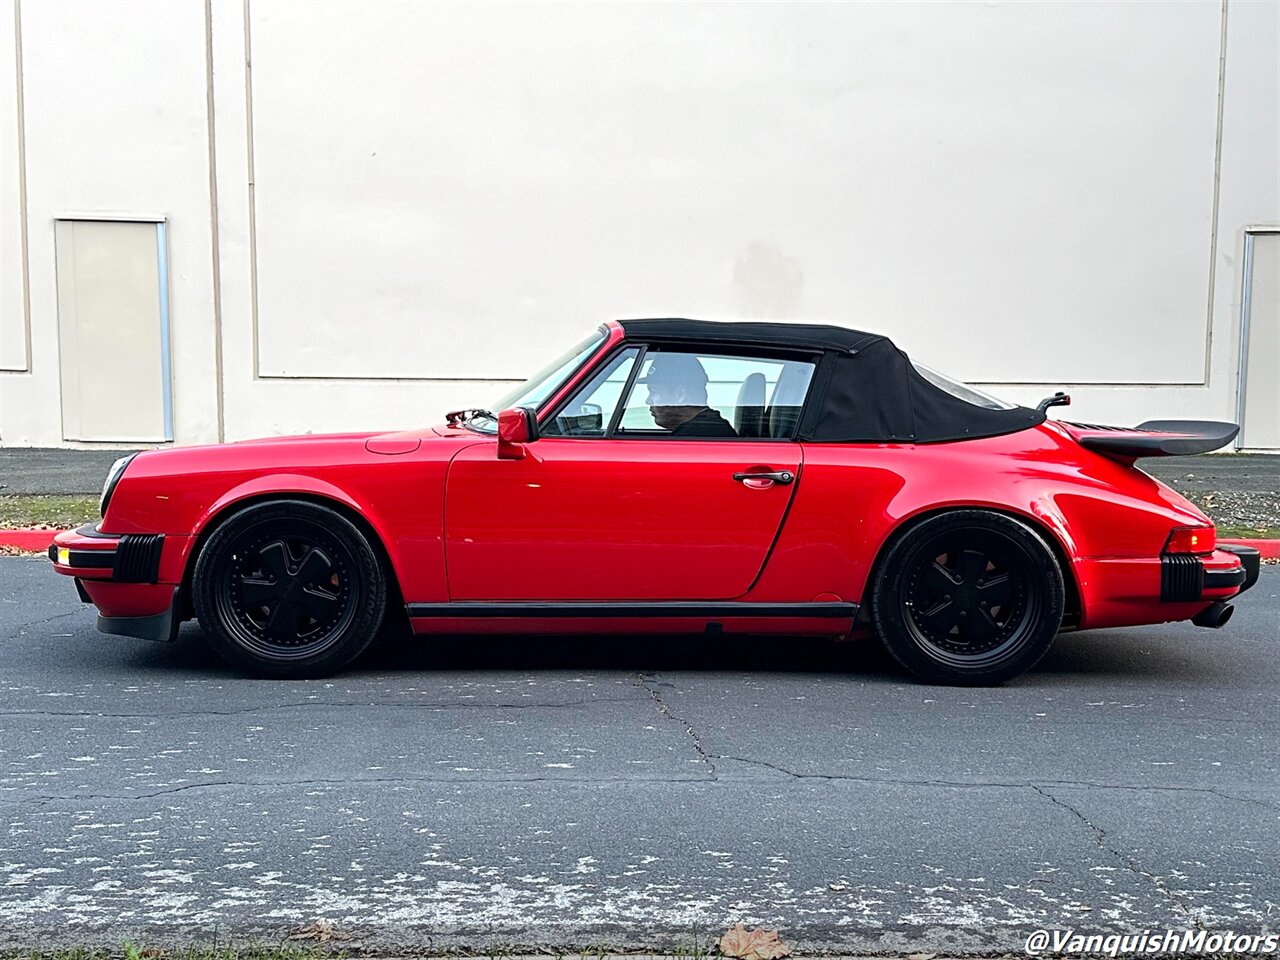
[445,408,494,426]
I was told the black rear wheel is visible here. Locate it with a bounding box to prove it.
[192,500,387,678]
[871,511,1064,685]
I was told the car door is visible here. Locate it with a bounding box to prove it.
[444,344,817,601]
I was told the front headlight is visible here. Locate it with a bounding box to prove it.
[100,454,138,517]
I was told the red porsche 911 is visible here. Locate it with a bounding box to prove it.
[50,319,1259,684]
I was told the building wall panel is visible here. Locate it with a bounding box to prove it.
[246,1,1221,385]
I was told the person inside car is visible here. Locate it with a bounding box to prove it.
[640,353,738,437]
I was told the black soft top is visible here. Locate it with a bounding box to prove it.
[619,318,1046,444]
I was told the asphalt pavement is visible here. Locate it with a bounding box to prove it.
[0,557,1277,953]
[0,448,145,496]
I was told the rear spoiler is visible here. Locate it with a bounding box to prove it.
[1060,420,1240,460]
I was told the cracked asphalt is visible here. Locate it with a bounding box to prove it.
[1,556,1277,953]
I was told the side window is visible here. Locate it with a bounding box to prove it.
[616,349,816,439]
[541,347,640,437]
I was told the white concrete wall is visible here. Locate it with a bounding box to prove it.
[0,0,218,446]
[2,0,1278,446]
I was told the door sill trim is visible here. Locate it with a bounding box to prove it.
[406,601,857,619]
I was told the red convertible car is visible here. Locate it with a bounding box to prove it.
[50,319,1259,684]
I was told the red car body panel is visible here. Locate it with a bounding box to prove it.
[49,317,1254,647]
[444,439,803,601]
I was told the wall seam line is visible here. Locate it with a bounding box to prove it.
[8,0,31,375]
[243,0,260,384]
[205,0,225,442]
[1203,0,1230,387]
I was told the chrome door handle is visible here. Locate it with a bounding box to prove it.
[733,470,795,485]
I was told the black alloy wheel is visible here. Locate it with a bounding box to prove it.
[192,500,387,678]
[870,511,1064,685]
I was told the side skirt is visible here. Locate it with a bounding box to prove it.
[406,601,857,619]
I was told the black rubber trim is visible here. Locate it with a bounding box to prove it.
[113,533,165,584]
[48,544,118,569]
[73,578,92,603]
[1159,554,1203,602]
[96,587,180,643]
[406,601,857,619]
[1217,544,1260,594]
[1204,566,1247,591]
[74,522,120,539]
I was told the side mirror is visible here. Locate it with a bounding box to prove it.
[496,406,539,459]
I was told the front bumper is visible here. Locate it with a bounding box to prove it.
[47,523,165,582]
[48,524,185,642]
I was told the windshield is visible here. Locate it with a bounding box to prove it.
[912,361,1017,411]
[465,327,607,431]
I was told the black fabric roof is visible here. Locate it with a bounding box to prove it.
[619,318,884,354]
[617,317,1046,444]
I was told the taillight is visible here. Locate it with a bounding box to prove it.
[1163,525,1215,555]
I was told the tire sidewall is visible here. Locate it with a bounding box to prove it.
[871,510,1065,686]
[192,500,387,678]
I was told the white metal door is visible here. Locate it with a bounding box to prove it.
[55,220,173,442]
[1238,231,1280,452]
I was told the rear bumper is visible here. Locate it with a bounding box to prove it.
[1075,546,1256,630]
[48,524,185,642]
[1160,546,1259,602]
[1217,544,1261,593]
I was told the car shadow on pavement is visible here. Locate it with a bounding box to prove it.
[111,619,1237,687]
[363,627,905,678]
[130,623,906,679]
[1033,628,1244,683]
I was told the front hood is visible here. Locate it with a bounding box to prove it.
[235,429,432,456]
[233,431,382,445]
[123,429,455,478]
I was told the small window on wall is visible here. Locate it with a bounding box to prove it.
[615,349,816,439]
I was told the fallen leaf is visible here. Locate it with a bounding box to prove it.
[719,923,792,960]
[828,883,849,891]
[286,920,353,943]
[908,953,938,960]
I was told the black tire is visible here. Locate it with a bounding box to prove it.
[192,500,387,678]
[870,510,1064,685]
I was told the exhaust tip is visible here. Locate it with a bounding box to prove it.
[1192,601,1234,629]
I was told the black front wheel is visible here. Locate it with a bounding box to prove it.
[870,511,1064,685]
[192,500,387,678]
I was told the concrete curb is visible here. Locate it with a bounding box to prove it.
[1220,537,1280,559]
[4,529,1279,558]
[0,529,58,552]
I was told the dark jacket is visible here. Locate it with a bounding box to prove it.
[670,407,738,438]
